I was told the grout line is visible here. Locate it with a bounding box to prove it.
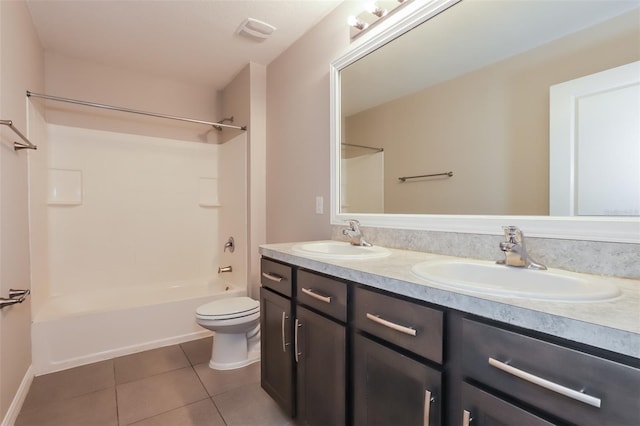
[209,396,229,426]
[113,360,121,426]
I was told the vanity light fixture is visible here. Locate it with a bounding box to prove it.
[365,2,387,18]
[348,15,368,31]
[348,0,412,39]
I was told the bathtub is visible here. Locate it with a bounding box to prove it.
[31,280,245,375]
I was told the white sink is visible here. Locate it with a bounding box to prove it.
[411,259,621,302]
[292,241,391,260]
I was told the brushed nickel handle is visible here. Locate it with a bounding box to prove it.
[301,287,331,304]
[488,357,601,408]
[462,410,472,426]
[262,272,283,282]
[423,390,433,426]
[366,313,417,336]
[281,312,289,353]
[294,319,302,363]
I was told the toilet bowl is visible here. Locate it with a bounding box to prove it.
[195,296,261,370]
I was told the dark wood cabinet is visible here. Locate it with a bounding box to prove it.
[259,286,295,417]
[295,305,346,426]
[260,260,348,426]
[353,333,441,426]
[260,256,639,426]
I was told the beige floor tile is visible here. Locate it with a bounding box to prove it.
[116,367,209,425]
[21,360,115,411]
[16,388,117,426]
[180,337,213,366]
[115,345,190,384]
[194,362,260,396]
[213,383,293,426]
[127,399,225,426]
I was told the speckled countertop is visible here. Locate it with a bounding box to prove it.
[259,241,640,359]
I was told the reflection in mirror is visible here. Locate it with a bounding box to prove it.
[339,0,640,217]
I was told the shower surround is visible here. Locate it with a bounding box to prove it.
[29,122,248,374]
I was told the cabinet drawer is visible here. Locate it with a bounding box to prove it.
[261,258,293,297]
[354,286,443,364]
[462,318,640,426]
[296,270,347,322]
[461,382,554,426]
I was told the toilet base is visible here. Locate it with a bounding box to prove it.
[209,349,260,370]
[208,330,261,371]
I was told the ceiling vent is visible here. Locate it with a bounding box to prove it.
[236,18,276,41]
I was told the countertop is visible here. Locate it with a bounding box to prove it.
[259,241,640,359]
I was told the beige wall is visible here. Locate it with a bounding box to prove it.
[43,52,221,143]
[345,10,640,216]
[0,1,44,422]
[266,2,362,243]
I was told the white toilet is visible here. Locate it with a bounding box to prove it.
[195,296,261,370]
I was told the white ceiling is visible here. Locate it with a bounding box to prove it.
[26,0,344,90]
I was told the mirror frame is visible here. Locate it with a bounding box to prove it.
[330,0,639,244]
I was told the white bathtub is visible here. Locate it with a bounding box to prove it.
[31,280,245,375]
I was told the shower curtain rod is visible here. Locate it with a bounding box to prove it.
[26,91,247,131]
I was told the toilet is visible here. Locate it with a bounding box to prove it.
[195,296,261,370]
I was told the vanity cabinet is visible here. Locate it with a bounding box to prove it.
[260,256,640,426]
[353,286,443,426]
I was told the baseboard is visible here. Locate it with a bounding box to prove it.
[1,365,35,426]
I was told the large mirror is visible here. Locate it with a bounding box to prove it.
[331,0,640,242]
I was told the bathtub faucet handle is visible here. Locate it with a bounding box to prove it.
[218,265,233,274]
[224,237,235,253]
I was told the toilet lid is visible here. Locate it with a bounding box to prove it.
[196,297,259,319]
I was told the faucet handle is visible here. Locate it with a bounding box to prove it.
[346,219,361,231]
[502,225,522,243]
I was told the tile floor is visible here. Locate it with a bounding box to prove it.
[16,337,293,426]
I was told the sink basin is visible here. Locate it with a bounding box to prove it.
[411,259,621,302]
[292,241,391,260]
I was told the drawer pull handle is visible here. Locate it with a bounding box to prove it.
[295,319,302,363]
[366,313,417,336]
[423,389,433,426]
[488,357,601,408]
[462,410,472,426]
[262,272,283,282]
[301,287,332,304]
[281,312,289,353]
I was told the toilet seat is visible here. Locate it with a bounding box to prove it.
[196,297,259,320]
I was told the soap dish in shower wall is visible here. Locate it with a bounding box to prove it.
[48,169,82,205]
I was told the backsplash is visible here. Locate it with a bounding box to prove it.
[331,226,640,280]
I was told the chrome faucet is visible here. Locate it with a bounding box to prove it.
[342,219,372,247]
[497,226,546,270]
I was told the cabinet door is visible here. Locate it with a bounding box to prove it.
[461,382,555,426]
[353,333,442,426]
[260,287,295,417]
[295,305,346,426]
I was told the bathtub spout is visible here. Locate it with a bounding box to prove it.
[218,265,232,273]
